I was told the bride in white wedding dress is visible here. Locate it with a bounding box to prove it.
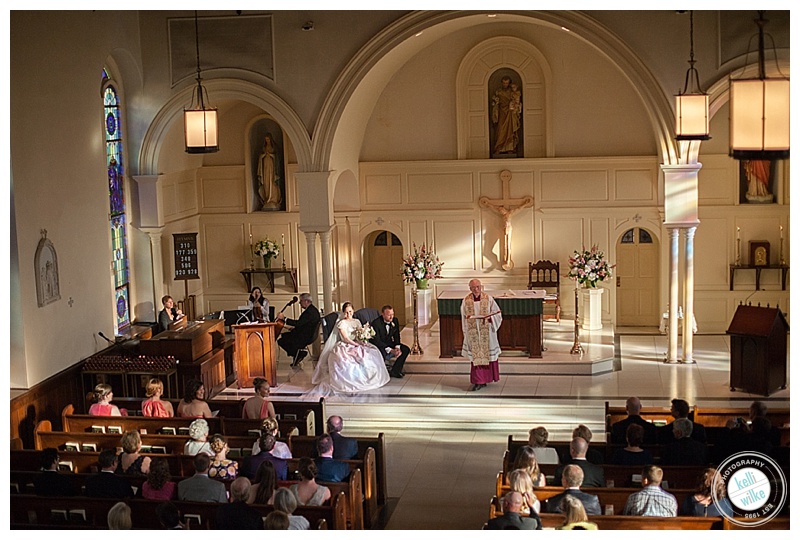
[310,302,390,395]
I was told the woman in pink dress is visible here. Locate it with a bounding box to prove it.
[88,383,122,416]
[176,379,213,418]
[142,458,176,500]
[243,377,277,419]
[141,378,174,417]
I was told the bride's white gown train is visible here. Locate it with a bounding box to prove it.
[310,318,390,395]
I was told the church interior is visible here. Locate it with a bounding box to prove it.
[8,9,792,530]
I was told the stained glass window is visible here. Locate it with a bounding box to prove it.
[102,69,130,331]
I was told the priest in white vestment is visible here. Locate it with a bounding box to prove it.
[461,279,503,391]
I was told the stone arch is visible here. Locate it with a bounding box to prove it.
[314,11,679,173]
[139,79,312,176]
[456,36,552,159]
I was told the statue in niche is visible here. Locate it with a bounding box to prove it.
[257,133,283,210]
[491,75,522,157]
[35,229,61,307]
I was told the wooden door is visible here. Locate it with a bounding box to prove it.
[365,231,406,323]
[616,227,659,326]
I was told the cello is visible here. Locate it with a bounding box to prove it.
[273,296,298,333]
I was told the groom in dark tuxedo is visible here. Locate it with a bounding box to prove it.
[370,305,409,378]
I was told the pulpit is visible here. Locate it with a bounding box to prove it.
[233,322,279,387]
[726,304,788,396]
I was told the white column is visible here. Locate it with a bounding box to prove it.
[318,228,333,315]
[666,227,680,363]
[303,230,319,308]
[682,226,697,364]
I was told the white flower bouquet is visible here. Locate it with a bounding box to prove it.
[254,237,280,260]
[353,323,376,343]
[568,245,614,288]
[402,243,444,284]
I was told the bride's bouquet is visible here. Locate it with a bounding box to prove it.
[353,323,376,343]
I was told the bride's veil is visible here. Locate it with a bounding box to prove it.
[311,314,343,385]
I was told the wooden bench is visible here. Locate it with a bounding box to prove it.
[505,436,675,466]
[693,406,789,446]
[10,493,344,529]
[65,402,316,437]
[605,401,680,434]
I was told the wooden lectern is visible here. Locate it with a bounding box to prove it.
[232,323,279,387]
[726,304,788,396]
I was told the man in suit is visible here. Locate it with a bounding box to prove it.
[243,433,288,480]
[485,491,541,530]
[276,292,321,366]
[544,464,602,515]
[610,396,658,444]
[84,449,134,499]
[177,453,228,503]
[370,304,409,378]
[33,447,77,497]
[658,398,706,444]
[554,437,605,488]
[327,415,358,460]
[661,418,708,466]
[215,477,264,529]
[315,433,350,483]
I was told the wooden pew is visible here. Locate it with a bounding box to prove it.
[693,406,789,446]
[605,401,679,435]
[65,403,315,438]
[506,436,674,467]
[722,516,791,530]
[10,492,346,529]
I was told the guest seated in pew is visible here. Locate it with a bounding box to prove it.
[33,447,78,497]
[290,457,331,506]
[88,383,122,416]
[745,400,782,447]
[142,457,177,501]
[184,418,215,457]
[658,398,705,445]
[509,445,545,487]
[243,377,277,420]
[485,491,542,530]
[208,433,239,480]
[177,379,213,418]
[572,424,604,465]
[315,433,350,483]
[716,415,775,464]
[544,464,601,515]
[265,510,291,530]
[611,396,658,445]
[554,438,604,488]
[528,426,559,465]
[327,415,358,459]
[507,469,541,515]
[251,416,292,459]
[623,465,677,517]
[84,449,134,499]
[215,477,264,530]
[156,502,186,529]
[556,495,599,530]
[274,487,310,530]
[680,468,733,518]
[107,501,132,530]
[662,418,707,466]
[611,424,654,466]
[243,433,288,480]
[117,430,151,475]
[141,378,174,418]
[177,453,228,503]
[248,460,277,505]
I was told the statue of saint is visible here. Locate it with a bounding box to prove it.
[257,133,283,210]
[491,76,522,156]
[743,159,773,203]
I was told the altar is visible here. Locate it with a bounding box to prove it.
[437,290,544,358]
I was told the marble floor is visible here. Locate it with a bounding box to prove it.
[225,322,791,530]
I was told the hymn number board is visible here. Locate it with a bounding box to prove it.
[173,233,200,280]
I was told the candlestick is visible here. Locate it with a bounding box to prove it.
[737,227,740,240]
[249,232,254,269]
[780,225,783,240]
[735,238,741,267]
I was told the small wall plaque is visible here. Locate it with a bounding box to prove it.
[35,229,60,307]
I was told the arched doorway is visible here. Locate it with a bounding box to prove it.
[616,227,660,326]
[364,231,406,324]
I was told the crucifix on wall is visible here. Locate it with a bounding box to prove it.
[479,170,534,271]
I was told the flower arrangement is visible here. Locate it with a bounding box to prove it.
[353,323,376,343]
[254,237,280,260]
[402,243,444,284]
[568,245,614,288]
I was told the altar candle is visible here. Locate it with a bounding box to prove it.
[282,233,285,244]
[737,227,740,240]
[780,225,783,239]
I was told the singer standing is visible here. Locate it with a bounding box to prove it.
[158,295,183,333]
[461,279,502,391]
